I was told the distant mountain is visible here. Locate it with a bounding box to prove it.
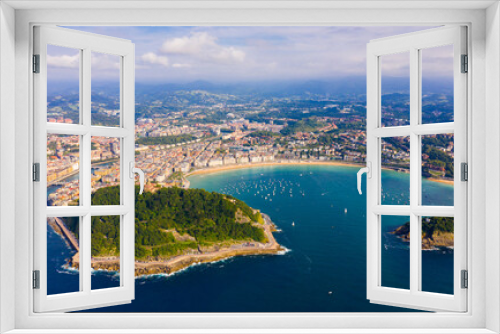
[48,76,453,98]
[135,77,452,98]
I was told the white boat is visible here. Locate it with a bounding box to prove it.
[292,222,295,226]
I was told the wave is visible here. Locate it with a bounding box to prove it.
[91,268,120,277]
[57,266,79,275]
[277,246,292,255]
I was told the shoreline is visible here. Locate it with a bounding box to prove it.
[186,161,454,185]
[57,213,286,277]
[50,160,455,189]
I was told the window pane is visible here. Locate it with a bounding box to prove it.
[421,216,454,295]
[421,134,454,206]
[381,52,410,127]
[91,136,121,205]
[421,45,454,124]
[91,215,121,290]
[47,45,80,125]
[91,52,121,127]
[381,215,410,290]
[381,137,410,205]
[47,134,80,206]
[47,217,80,295]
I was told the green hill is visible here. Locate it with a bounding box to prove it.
[280,117,325,135]
[136,133,196,146]
[65,186,267,260]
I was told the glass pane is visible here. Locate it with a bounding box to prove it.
[91,136,121,205]
[91,52,121,127]
[421,45,454,124]
[47,216,80,295]
[421,216,454,294]
[381,136,410,205]
[47,134,80,206]
[381,215,410,290]
[421,134,454,206]
[381,52,410,127]
[91,215,121,290]
[47,45,80,124]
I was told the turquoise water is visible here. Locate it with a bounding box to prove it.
[48,164,454,312]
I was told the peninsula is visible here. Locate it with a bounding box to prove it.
[52,186,285,276]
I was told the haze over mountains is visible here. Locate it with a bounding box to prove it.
[48,76,453,98]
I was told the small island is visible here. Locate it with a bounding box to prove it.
[49,186,285,276]
[391,217,454,250]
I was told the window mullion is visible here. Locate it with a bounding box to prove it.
[82,47,92,293]
[409,47,421,295]
[81,213,91,293]
[77,49,85,293]
[82,47,91,208]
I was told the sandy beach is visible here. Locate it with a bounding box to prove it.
[427,177,454,185]
[186,161,365,177]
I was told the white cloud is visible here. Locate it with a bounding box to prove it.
[160,32,245,64]
[47,54,79,69]
[90,53,121,73]
[172,63,192,68]
[47,52,121,73]
[211,47,245,63]
[161,32,214,54]
[141,52,169,67]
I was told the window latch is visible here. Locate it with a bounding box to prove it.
[129,162,145,195]
[357,161,372,195]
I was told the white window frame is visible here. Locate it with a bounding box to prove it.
[1,2,498,333]
[32,26,136,313]
[365,26,468,312]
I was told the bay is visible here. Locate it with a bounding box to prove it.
[46,164,453,312]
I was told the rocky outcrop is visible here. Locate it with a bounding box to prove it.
[391,222,454,250]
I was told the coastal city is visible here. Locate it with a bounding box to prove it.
[46,88,454,206]
[43,25,460,312]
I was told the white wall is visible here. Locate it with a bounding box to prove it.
[0,2,16,333]
[7,5,493,332]
[486,2,500,333]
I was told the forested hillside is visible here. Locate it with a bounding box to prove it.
[65,186,267,260]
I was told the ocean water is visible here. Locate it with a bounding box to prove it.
[47,165,454,312]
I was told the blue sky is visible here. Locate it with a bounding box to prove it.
[48,26,452,83]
